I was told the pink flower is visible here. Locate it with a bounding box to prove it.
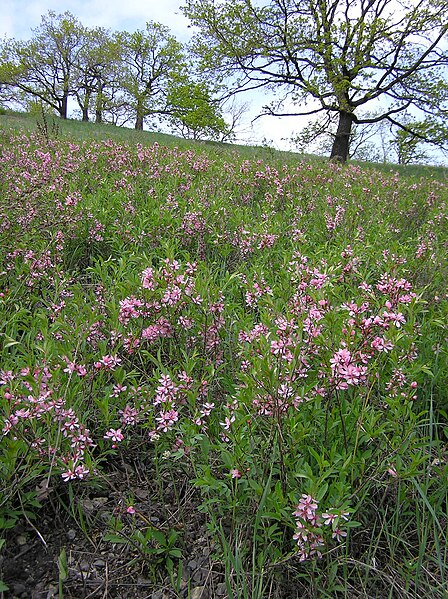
[62,463,89,481]
[119,405,139,426]
[61,469,77,482]
[322,512,337,526]
[94,355,122,371]
[332,528,347,542]
[382,310,406,328]
[371,337,394,353]
[231,469,242,479]
[104,428,124,442]
[63,360,77,374]
[76,365,87,377]
[220,415,235,431]
[293,494,319,520]
[141,267,155,289]
[156,409,179,432]
[74,464,89,479]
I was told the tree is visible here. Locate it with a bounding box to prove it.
[73,27,122,123]
[182,0,448,162]
[291,112,387,162]
[0,11,84,119]
[118,22,186,130]
[166,80,231,140]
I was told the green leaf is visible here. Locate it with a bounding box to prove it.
[104,533,127,544]
[58,548,68,581]
[248,479,263,495]
[150,529,166,546]
[3,335,20,348]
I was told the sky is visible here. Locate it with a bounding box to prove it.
[1,0,299,150]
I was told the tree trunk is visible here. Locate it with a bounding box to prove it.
[59,94,69,119]
[330,111,354,162]
[95,82,104,123]
[76,88,90,122]
[135,113,144,130]
[95,96,102,124]
[82,101,90,121]
[135,98,145,130]
[81,89,91,121]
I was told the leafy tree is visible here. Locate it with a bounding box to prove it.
[183,0,448,162]
[73,27,122,123]
[0,11,84,118]
[166,80,231,140]
[118,22,186,130]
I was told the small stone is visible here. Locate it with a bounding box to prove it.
[80,560,90,572]
[135,488,149,499]
[67,529,76,540]
[13,583,26,594]
[216,582,227,596]
[190,587,208,599]
[193,570,204,583]
[92,497,108,508]
[80,499,95,513]
[93,559,105,567]
[16,534,27,546]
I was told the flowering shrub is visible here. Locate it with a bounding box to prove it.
[0,130,447,595]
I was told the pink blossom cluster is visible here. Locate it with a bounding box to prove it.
[242,274,273,308]
[330,347,367,389]
[293,494,349,561]
[325,203,346,231]
[1,366,94,482]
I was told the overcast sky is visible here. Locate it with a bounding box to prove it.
[1,0,298,150]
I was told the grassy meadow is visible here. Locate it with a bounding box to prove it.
[0,111,447,598]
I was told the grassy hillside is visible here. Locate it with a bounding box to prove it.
[0,109,301,162]
[0,110,447,598]
[1,108,447,179]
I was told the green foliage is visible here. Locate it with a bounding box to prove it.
[166,81,231,141]
[118,22,186,130]
[105,513,183,578]
[0,11,85,118]
[0,12,230,135]
[0,126,447,596]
